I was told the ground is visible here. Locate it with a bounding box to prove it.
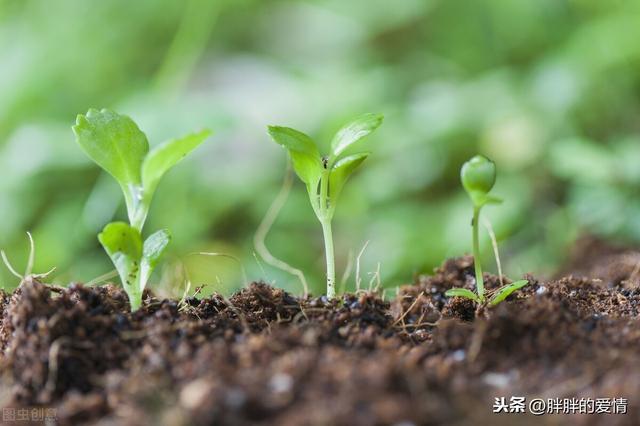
[1,241,639,425]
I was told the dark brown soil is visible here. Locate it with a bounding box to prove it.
[1,251,640,425]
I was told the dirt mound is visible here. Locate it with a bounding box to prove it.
[1,256,639,425]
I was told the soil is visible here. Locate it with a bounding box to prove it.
[1,246,640,425]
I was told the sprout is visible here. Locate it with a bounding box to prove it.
[267,113,383,299]
[446,155,528,306]
[73,108,210,310]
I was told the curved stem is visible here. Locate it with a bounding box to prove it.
[253,165,309,296]
[472,205,485,301]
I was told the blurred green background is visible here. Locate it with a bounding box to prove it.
[1,0,639,296]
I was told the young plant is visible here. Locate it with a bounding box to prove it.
[445,155,528,306]
[267,113,383,299]
[73,108,210,310]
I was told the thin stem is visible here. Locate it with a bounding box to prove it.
[254,165,309,296]
[472,205,484,301]
[321,218,336,299]
[125,184,146,232]
[319,168,335,298]
[129,291,142,311]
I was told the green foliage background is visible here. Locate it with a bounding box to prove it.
[1,0,639,296]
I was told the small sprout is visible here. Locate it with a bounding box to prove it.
[445,155,528,305]
[445,288,480,303]
[267,113,383,298]
[73,108,210,310]
[488,280,529,306]
[1,232,56,283]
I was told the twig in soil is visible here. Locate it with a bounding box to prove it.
[292,308,309,323]
[355,240,370,292]
[253,163,309,296]
[45,337,71,392]
[483,218,503,286]
[406,320,438,329]
[45,337,94,393]
[392,291,425,327]
[177,266,198,314]
[220,295,250,331]
[369,262,381,292]
[467,321,487,364]
[178,283,208,316]
[42,282,66,293]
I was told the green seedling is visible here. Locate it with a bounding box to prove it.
[445,155,528,306]
[73,108,210,310]
[1,232,56,286]
[268,113,383,299]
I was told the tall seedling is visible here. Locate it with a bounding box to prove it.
[73,108,210,310]
[268,113,383,298]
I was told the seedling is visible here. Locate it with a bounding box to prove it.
[445,155,528,306]
[267,113,383,299]
[1,232,56,285]
[73,108,210,310]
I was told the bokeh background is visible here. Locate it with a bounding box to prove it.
[1,0,639,296]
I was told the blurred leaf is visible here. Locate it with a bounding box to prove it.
[548,138,615,182]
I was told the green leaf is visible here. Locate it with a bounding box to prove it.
[267,125,323,187]
[142,129,211,201]
[549,138,615,183]
[268,126,320,158]
[290,151,323,189]
[445,288,480,302]
[97,222,143,294]
[73,108,149,187]
[139,229,171,292]
[328,152,369,204]
[489,280,529,306]
[329,113,383,162]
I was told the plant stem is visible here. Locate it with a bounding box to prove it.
[472,205,484,301]
[321,218,336,299]
[128,289,142,311]
[319,168,336,299]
